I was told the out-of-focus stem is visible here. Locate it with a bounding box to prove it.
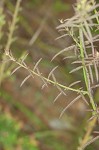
[78,117,97,150]
[0,0,21,85]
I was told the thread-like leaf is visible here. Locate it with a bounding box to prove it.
[51,73,66,95]
[11,66,21,75]
[33,58,42,71]
[91,84,99,89]
[93,61,99,82]
[53,92,62,103]
[80,93,89,105]
[60,95,81,118]
[69,80,81,88]
[51,45,76,61]
[55,33,69,40]
[63,56,76,60]
[70,66,83,73]
[36,68,48,87]
[20,52,29,63]
[48,66,58,79]
[20,74,31,87]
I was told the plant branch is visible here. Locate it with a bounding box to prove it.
[0,0,21,85]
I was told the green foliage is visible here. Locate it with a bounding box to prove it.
[86,145,94,150]
[0,8,5,39]
[35,133,67,150]
[0,8,5,27]
[0,114,19,149]
[0,112,39,150]
[26,0,42,8]
[53,0,70,13]
[22,136,39,150]
[0,89,45,129]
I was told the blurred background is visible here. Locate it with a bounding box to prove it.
[0,0,99,150]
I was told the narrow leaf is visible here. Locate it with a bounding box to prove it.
[60,95,81,118]
[11,66,21,75]
[51,45,76,61]
[20,74,31,87]
[48,66,58,79]
[33,58,42,71]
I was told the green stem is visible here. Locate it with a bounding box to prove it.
[79,27,96,111]
[6,52,88,95]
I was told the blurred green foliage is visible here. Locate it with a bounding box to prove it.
[0,8,5,27]
[53,0,70,13]
[0,112,39,150]
[0,89,46,129]
[26,0,70,12]
[26,0,42,8]
[0,8,5,40]
[0,114,19,149]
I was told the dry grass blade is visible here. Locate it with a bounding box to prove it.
[60,95,81,118]
[20,74,31,87]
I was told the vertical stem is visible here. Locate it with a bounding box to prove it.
[78,117,97,150]
[0,0,21,85]
[79,27,96,111]
[5,0,22,53]
[78,26,97,149]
